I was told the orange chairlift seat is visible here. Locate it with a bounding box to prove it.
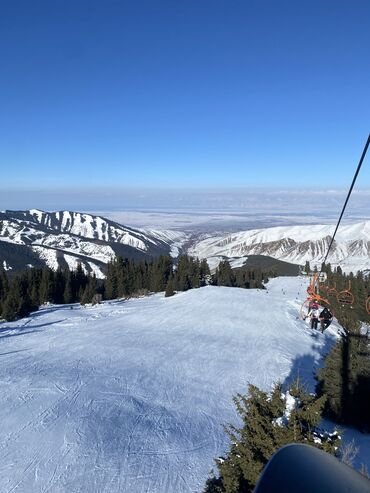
[366,296,370,315]
[301,273,331,320]
[337,280,354,305]
[327,282,337,298]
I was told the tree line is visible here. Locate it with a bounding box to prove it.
[213,260,276,289]
[314,263,370,430]
[0,264,98,321]
[0,255,276,322]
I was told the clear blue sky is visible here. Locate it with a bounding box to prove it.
[1,0,369,190]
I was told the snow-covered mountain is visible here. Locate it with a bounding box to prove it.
[0,209,186,277]
[189,222,370,273]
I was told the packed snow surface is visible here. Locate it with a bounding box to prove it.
[0,277,347,492]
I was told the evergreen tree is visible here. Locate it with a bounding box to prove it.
[53,268,66,304]
[39,267,55,303]
[200,259,211,286]
[215,260,235,287]
[74,263,88,301]
[1,291,19,321]
[0,270,9,317]
[204,382,339,493]
[81,275,97,305]
[175,255,192,291]
[1,275,35,321]
[105,260,118,299]
[116,257,128,297]
[150,256,172,292]
[317,330,370,430]
[165,274,176,297]
[0,269,9,300]
[63,271,74,304]
[189,258,201,288]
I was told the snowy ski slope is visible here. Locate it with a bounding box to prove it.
[0,277,346,492]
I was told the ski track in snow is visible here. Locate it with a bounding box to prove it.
[0,277,358,492]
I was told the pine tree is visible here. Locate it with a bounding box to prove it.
[63,272,74,304]
[0,269,9,299]
[165,274,176,297]
[204,382,339,493]
[105,260,118,299]
[1,291,19,321]
[81,275,97,305]
[200,259,211,286]
[53,268,66,304]
[216,260,234,287]
[317,331,370,429]
[0,269,9,317]
[175,255,192,291]
[39,267,55,303]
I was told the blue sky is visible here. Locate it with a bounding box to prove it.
[1,0,369,193]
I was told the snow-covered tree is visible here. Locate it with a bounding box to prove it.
[204,381,340,493]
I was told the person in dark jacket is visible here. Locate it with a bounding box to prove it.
[319,307,333,332]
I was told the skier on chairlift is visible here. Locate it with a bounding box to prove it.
[308,300,319,310]
[306,304,319,330]
[319,307,333,332]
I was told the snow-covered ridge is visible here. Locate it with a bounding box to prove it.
[28,209,150,250]
[189,222,370,273]
[0,210,186,275]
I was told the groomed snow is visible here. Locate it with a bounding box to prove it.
[0,277,351,492]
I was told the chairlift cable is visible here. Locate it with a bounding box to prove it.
[320,133,370,270]
[301,134,369,319]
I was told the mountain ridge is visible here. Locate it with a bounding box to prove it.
[189,221,370,273]
[0,209,186,276]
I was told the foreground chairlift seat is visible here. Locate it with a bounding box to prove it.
[253,444,370,493]
[300,294,331,320]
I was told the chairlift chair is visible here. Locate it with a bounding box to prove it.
[301,273,332,320]
[327,283,337,297]
[300,294,332,321]
[337,280,354,305]
[318,272,327,283]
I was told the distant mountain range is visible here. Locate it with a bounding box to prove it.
[189,222,370,274]
[0,209,186,277]
[2,210,369,277]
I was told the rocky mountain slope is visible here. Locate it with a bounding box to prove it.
[189,222,370,273]
[0,209,186,277]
